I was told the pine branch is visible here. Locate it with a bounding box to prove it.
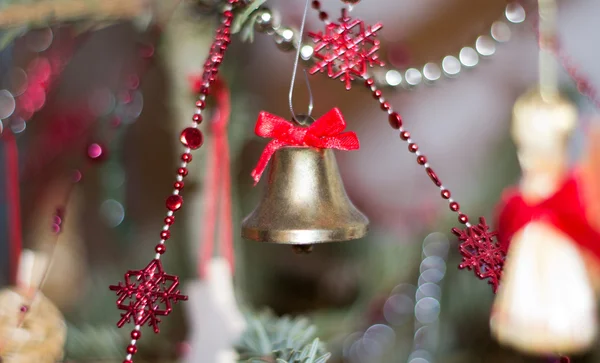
[236,310,332,363]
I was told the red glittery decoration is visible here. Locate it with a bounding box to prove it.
[309,9,384,90]
[109,259,187,333]
[452,217,505,293]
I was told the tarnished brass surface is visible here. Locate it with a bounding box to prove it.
[242,147,369,244]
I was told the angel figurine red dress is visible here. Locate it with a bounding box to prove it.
[490,90,600,356]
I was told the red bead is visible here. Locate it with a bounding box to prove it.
[223,10,233,18]
[174,181,184,190]
[127,75,140,89]
[388,112,402,129]
[160,230,171,240]
[381,101,390,111]
[400,131,410,140]
[319,11,328,21]
[51,224,61,234]
[426,167,442,186]
[408,143,418,153]
[365,78,375,87]
[155,244,166,254]
[223,17,232,26]
[178,167,189,177]
[373,89,382,99]
[192,114,203,123]
[441,189,451,199]
[180,128,204,149]
[196,100,206,109]
[87,143,106,161]
[164,216,175,225]
[200,86,209,95]
[123,360,133,363]
[449,201,460,212]
[20,305,28,313]
[312,0,321,9]
[417,155,427,165]
[127,345,137,354]
[166,195,183,211]
[181,153,192,162]
[458,214,469,224]
[131,330,141,340]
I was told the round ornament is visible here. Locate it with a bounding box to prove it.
[0,288,66,363]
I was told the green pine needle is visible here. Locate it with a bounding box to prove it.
[237,310,331,363]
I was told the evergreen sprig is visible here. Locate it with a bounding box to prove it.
[237,310,332,363]
[230,0,266,42]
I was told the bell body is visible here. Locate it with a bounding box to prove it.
[242,147,368,244]
[490,222,597,355]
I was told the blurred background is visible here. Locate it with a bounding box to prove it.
[0,0,599,361]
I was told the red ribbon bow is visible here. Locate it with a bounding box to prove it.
[496,171,600,261]
[250,108,360,184]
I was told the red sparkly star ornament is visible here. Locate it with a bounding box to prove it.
[309,9,384,90]
[110,259,187,333]
[452,217,505,293]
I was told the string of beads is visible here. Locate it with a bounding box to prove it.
[115,2,238,362]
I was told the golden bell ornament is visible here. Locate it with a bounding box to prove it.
[242,147,369,245]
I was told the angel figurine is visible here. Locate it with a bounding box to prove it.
[490,89,600,356]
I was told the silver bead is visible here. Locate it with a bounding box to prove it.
[405,68,422,86]
[275,27,296,52]
[254,8,274,33]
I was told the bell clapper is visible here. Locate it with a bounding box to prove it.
[292,245,314,254]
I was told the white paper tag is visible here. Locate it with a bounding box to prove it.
[184,258,246,363]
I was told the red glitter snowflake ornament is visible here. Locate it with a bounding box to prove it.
[309,9,383,90]
[110,259,188,333]
[452,217,506,293]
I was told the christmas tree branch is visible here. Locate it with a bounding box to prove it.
[0,0,147,28]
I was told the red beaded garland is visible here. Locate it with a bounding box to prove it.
[312,0,320,8]
[381,101,391,111]
[417,155,427,165]
[373,89,382,99]
[319,11,328,21]
[180,128,204,149]
[449,201,460,212]
[408,143,418,153]
[115,6,237,362]
[399,131,410,140]
[166,195,183,211]
[458,214,469,224]
[441,189,451,199]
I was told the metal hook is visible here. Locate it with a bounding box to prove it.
[289,0,313,123]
